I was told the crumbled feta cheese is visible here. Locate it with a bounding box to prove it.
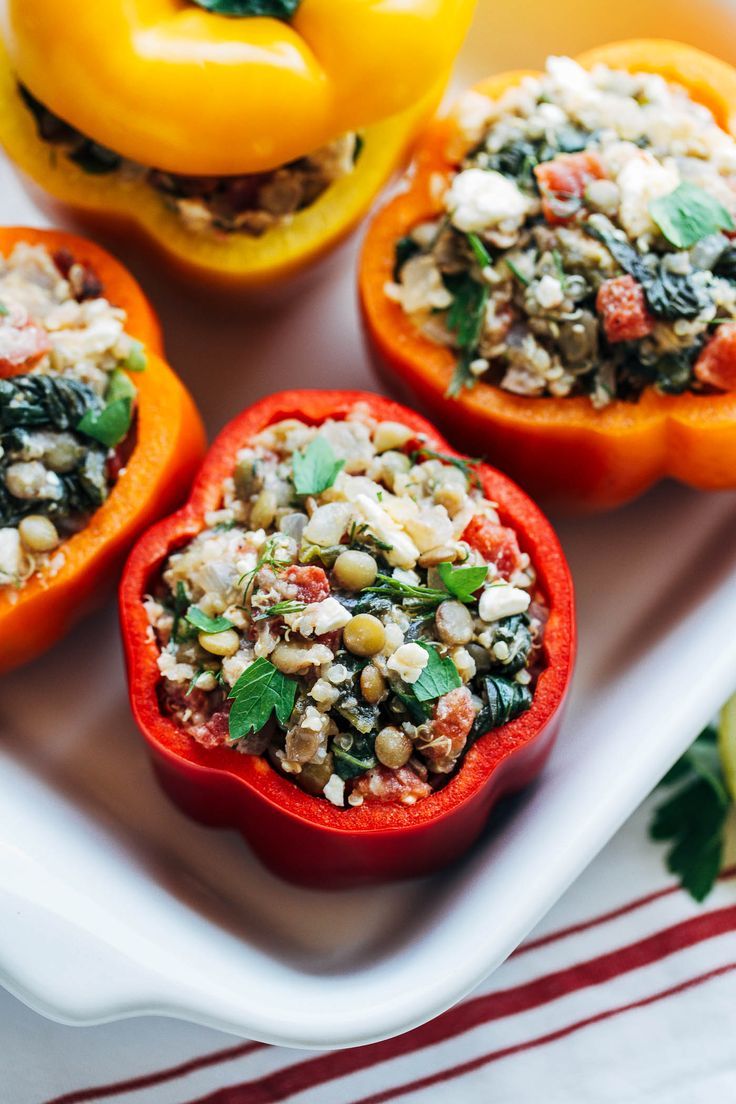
[535,274,565,310]
[382,623,405,656]
[479,584,531,622]
[323,773,345,807]
[285,596,351,637]
[445,169,529,234]
[387,642,430,684]
[309,678,340,706]
[301,705,326,733]
[354,494,420,569]
[616,154,680,239]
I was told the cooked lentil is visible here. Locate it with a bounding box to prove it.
[147,411,547,807]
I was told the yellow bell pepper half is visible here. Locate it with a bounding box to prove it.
[0,0,474,285]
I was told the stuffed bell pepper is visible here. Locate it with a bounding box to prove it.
[0,227,205,672]
[120,390,574,888]
[0,0,475,287]
[360,40,736,510]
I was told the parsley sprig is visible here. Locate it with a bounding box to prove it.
[408,446,483,489]
[363,573,450,612]
[364,565,488,611]
[649,725,731,902]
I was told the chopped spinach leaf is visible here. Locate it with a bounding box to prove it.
[654,350,696,395]
[171,581,190,643]
[394,235,421,280]
[645,268,709,321]
[484,615,533,676]
[443,273,489,397]
[713,244,736,281]
[473,675,532,737]
[228,658,297,741]
[332,732,377,780]
[585,222,709,321]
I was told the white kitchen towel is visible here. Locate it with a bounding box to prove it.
[2,797,735,1104]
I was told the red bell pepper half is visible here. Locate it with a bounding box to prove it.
[119,391,576,889]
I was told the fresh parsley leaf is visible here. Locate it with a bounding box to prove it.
[192,0,301,16]
[467,232,492,268]
[228,658,297,741]
[411,643,462,703]
[437,561,488,603]
[0,302,8,317]
[649,726,731,902]
[124,340,147,373]
[292,436,344,497]
[650,182,734,250]
[77,396,133,448]
[185,606,234,634]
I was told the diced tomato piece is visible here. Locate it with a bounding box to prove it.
[431,687,475,756]
[694,323,736,391]
[534,151,607,225]
[596,275,655,344]
[0,305,51,377]
[461,515,522,579]
[351,766,432,805]
[282,564,330,603]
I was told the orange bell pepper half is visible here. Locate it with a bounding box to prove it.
[359,40,736,511]
[0,227,206,672]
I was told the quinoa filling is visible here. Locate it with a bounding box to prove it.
[0,243,145,590]
[19,86,362,239]
[388,57,736,406]
[146,411,547,808]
